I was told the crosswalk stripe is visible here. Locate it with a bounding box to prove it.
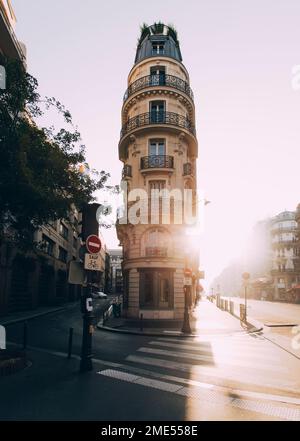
[137,347,286,372]
[98,369,300,421]
[96,361,300,406]
[157,335,268,346]
[125,355,296,389]
[148,340,279,361]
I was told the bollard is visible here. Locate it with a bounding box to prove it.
[240,304,246,323]
[67,327,74,359]
[140,313,143,332]
[23,322,28,350]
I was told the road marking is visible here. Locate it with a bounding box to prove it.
[98,369,300,421]
[96,361,300,406]
[125,355,296,390]
[8,340,300,408]
[149,340,279,360]
[137,347,286,372]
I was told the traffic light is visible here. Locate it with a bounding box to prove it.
[80,203,100,241]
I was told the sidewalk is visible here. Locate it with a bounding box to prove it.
[0,301,79,327]
[97,299,259,337]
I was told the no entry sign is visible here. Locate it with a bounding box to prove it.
[86,235,102,254]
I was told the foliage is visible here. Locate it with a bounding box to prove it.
[0,56,111,249]
[137,22,179,47]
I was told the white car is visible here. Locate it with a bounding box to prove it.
[92,291,108,299]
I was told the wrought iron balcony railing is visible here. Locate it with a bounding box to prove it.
[141,155,174,170]
[122,164,132,178]
[121,111,195,137]
[123,74,194,101]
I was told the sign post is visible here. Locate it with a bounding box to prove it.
[80,204,101,372]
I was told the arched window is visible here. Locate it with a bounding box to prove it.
[141,228,172,257]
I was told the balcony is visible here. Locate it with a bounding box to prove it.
[183,162,193,176]
[271,268,297,275]
[122,164,132,178]
[141,155,174,170]
[123,74,194,101]
[271,226,297,233]
[121,111,195,138]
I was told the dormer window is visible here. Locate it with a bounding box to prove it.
[152,42,165,55]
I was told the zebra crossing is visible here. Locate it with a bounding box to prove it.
[97,331,300,420]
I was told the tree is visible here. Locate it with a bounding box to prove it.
[0,56,110,248]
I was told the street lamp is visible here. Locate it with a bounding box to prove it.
[242,272,250,322]
[182,269,192,334]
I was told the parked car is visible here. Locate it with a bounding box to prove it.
[92,291,108,299]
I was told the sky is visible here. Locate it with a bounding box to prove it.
[12,0,300,287]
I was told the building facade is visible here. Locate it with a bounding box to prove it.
[109,249,123,294]
[0,4,83,314]
[117,23,199,320]
[270,211,299,301]
[0,0,26,63]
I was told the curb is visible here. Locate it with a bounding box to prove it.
[96,321,262,337]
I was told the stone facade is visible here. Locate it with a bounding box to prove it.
[117,24,199,320]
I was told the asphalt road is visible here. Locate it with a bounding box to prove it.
[235,299,300,325]
[1,300,300,421]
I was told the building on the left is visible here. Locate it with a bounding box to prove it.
[0,1,107,315]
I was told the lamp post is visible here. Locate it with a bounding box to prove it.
[242,272,250,322]
[182,276,192,334]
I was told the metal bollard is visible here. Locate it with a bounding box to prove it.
[23,321,28,350]
[67,327,74,359]
[240,304,246,323]
[140,313,143,332]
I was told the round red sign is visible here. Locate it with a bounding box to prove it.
[86,235,102,254]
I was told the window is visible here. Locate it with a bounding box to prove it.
[152,42,165,55]
[58,247,68,263]
[150,101,165,123]
[149,139,165,156]
[150,66,166,86]
[59,222,68,240]
[149,180,166,191]
[139,269,174,309]
[42,234,54,256]
[142,228,171,257]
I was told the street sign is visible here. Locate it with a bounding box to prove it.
[86,235,101,254]
[84,253,102,271]
[68,261,86,285]
[184,276,192,286]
